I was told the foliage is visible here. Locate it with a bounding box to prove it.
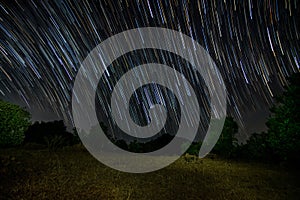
[71,127,81,144]
[114,139,128,150]
[212,117,239,158]
[141,134,174,153]
[109,117,239,157]
[44,135,67,151]
[236,132,273,161]
[112,133,175,153]
[24,120,77,148]
[181,142,202,156]
[0,100,30,147]
[265,73,300,162]
[128,140,142,153]
[235,73,300,163]
[187,142,203,156]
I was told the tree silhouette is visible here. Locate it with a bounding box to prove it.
[25,120,76,147]
[266,73,300,161]
[212,117,238,158]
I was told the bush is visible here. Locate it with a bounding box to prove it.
[25,120,77,148]
[0,100,30,147]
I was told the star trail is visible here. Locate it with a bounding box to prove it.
[0,0,299,137]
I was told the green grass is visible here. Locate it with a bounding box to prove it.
[0,146,299,200]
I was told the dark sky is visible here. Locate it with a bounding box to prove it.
[0,0,299,141]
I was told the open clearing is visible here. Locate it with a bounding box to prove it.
[1,146,299,200]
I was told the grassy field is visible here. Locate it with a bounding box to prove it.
[0,146,299,200]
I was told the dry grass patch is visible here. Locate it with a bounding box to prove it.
[0,147,299,199]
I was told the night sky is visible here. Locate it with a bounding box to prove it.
[0,0,299,141]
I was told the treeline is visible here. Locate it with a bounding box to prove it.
[0,73,299,164]
[24,120,80,149]
[89,73,300,165]
[205,73,300,165]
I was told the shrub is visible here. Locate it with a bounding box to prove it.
[25,120,76,148]
[0,100,30,147]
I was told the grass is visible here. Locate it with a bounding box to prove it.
[0,145,299,200]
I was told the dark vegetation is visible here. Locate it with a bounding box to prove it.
[0,73,299,163]
[236,73,300,165]
[24,120,79,150]
[96,73,299,166]
[0,100,30,147]
[187,73,300,166]
[0,73,299,199]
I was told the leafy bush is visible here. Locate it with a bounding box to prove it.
[0,100,30,147]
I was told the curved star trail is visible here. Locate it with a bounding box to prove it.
[0,0,299,137]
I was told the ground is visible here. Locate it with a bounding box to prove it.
[0,146,299,200]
